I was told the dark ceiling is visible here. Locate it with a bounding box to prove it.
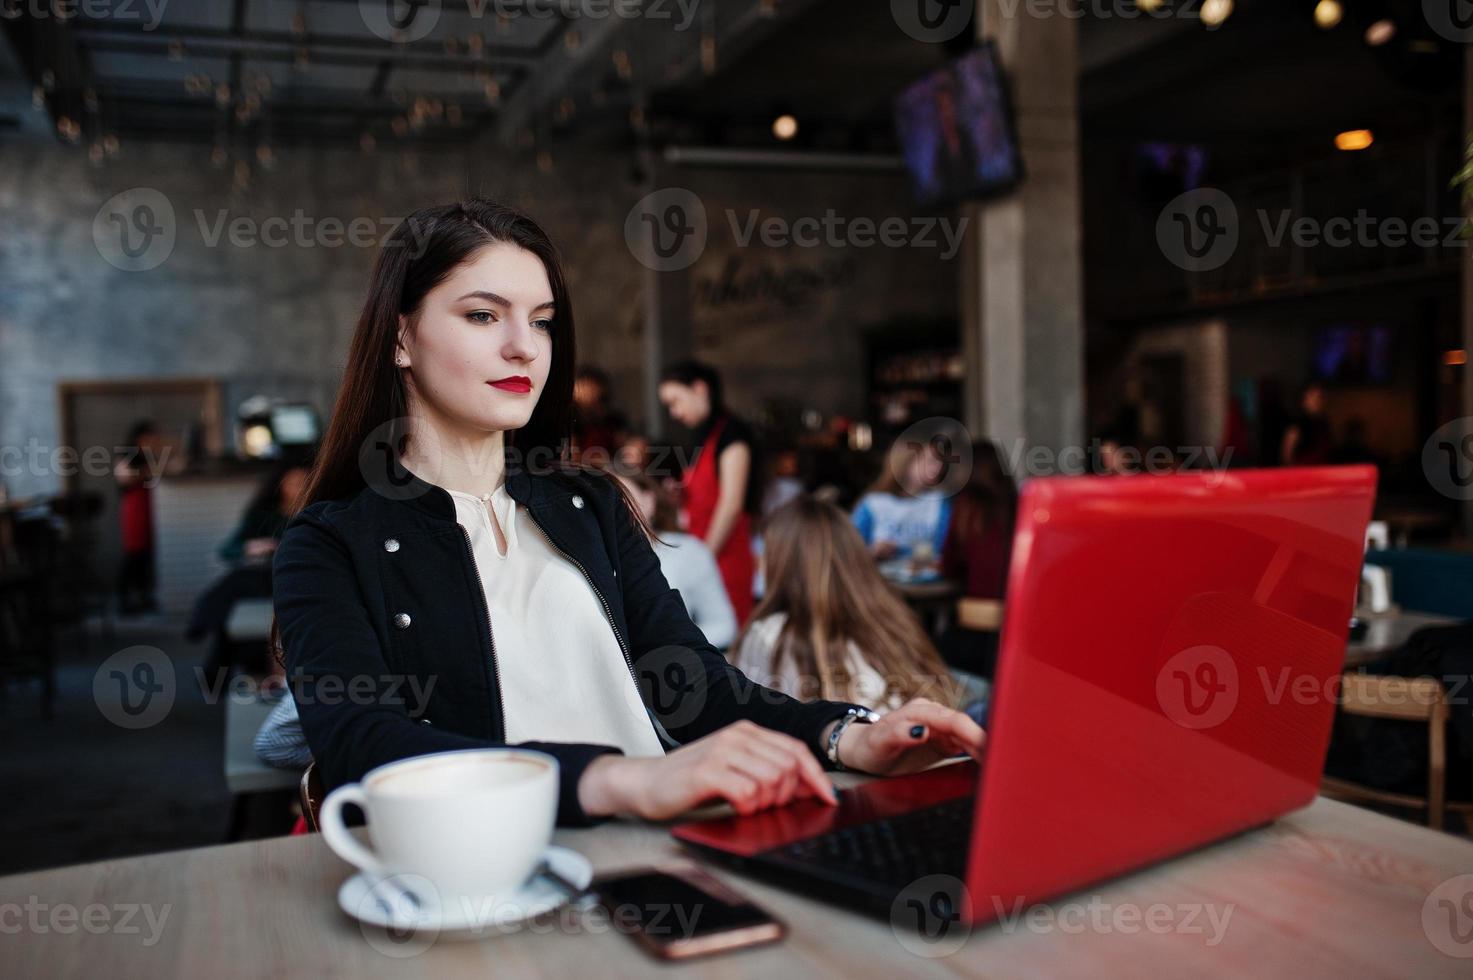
[0,0,1464,169]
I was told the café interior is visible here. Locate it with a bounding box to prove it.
[2,1,1473,976]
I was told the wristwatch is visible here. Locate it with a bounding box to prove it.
[825,707,880,772]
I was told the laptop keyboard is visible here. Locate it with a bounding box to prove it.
[773,796,974,888]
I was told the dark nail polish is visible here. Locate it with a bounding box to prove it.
[910,725,926,739]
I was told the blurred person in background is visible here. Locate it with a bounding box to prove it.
[851,435,951,569]
[113,420,161,616]
[571,366,626,461]
[659,360,759,624]
[189,456,313,678]
[1281,381,1332,466]
[941,440,1016,601]
[733,497,963,713]
[219,459,312,564]
[761,446,805,516]
[615,471,737,649]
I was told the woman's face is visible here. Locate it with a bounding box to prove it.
[397,242,554,437]
[279,467,308,508]
[658,380,709,428]
[617,475,658,523]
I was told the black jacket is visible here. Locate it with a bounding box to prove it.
[272,460,860,825]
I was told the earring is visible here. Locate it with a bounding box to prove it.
[395,355,404,367]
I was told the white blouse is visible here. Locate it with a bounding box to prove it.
[446,484,666,760]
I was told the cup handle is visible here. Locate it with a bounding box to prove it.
[319,784,387,877]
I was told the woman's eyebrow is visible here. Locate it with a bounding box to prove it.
[455,290,555,313]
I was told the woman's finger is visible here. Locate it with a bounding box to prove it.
[744,726,838,804]
[724,752,786,811]
[890,701,986,757]
[700,766,761,815]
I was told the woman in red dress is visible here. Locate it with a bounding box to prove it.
[658,361,756,625]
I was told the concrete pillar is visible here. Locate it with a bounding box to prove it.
[961,3,1085,467]
[637,152,693,440]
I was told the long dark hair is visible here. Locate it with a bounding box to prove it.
[296,200,577,510]
[660,359,725,419]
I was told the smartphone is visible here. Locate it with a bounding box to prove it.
[593,865,785,960]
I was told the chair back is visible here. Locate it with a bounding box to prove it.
[300,763,324,832]
[956,598,1003,633]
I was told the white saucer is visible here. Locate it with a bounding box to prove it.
[338,845,593,940]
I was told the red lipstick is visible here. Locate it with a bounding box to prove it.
[488,376,533,394]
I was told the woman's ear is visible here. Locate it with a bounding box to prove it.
[395,315,411,368]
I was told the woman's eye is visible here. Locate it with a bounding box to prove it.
[532,317,554,332]
[467,310,495,324]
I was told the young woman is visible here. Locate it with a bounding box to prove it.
[219,459,312,563]
[272,201,984,827]
[851,436,952,566]
[614,470,737,649]
[940,440,1016,601]
[658,361,757,624]
[733,496,961,713]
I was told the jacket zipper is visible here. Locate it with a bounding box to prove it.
[522,509,640,690]
[458,524,506,740]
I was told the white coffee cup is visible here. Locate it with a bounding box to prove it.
[319,748,558,902]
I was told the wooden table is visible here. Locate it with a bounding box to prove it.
[1345,611,1462,669]
[4,793,1472,978]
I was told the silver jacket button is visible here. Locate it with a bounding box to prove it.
[392,612,412,630]
[383,538,400,553]
[571,494,585,509]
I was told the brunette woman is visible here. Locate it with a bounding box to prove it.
[852,435,952,568]
[271,201,984,827]
[658,361,757,624]
[940,440,1016,601]
[733,497,961,713]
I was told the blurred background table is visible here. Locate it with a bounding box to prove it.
[3,789,1470,979]
[1345,610,1462,668]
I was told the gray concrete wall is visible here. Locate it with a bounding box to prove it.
[0,137,959,499]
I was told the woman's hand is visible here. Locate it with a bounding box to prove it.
[829,698,985,776]
[577,720,838,821]
[871,540,901,561]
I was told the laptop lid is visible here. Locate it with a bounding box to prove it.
[965,466,1377,922]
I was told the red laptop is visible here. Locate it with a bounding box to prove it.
[674,466,1378,924]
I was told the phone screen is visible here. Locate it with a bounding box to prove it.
[594,869,778,945]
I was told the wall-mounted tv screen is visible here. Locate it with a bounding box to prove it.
[1313,324,1394,385]
[894,43,1022,208]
